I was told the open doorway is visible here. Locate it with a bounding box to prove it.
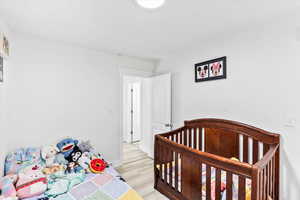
[123,76,142,144]
[120,72,171,165]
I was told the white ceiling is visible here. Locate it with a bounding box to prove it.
[0,0,294,59]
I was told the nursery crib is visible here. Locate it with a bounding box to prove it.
[154,118,280,200]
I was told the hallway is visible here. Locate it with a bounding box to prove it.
[116,143,168,200]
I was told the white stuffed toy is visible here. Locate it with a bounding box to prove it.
[42,145,59,167]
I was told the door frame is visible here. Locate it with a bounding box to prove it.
[119,67,153,166]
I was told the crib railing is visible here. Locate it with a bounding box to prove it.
[154,118,280,200]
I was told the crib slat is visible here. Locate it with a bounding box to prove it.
[176,132,179,144]
[184,129,187,146]
[158,144,162,179]
[267,163,271,199]
[243,136,249,163]
[169,150,173,187]
[263,143,269,155]
[215,168,222,200]
[253,139,259,164]
[206,165,211,200]
[199,128,203,151]
[174,152,179,191]
[238,176,246,200]
[262,169,266,200]
[193,128,197,149]
[226,172,233,200]
[188,129,192,148]
[199,162,203,195]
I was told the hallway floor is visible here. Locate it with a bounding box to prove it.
[116,142,168,200]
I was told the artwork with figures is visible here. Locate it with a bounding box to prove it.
[195,56,227,82]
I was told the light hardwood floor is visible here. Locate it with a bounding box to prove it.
[116,142,168,200]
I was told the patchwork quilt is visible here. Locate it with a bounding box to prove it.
[40,167,142,200]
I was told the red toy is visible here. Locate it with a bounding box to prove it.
[89,158,106,173]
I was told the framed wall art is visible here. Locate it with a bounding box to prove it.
[195,56,227,82]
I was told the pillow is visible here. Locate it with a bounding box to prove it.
[0,174,18,198]
[5,147,42,175]
[16,164,47,199]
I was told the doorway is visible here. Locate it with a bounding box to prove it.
[123,76,142,143]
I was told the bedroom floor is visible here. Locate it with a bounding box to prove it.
[116,143,168,200]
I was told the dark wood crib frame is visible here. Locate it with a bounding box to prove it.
[154,118,280,200]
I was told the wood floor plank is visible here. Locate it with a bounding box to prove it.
[116,143,168,200]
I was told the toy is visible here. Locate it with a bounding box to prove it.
[0,174,18,200]
[65,162,83,174]
[54,153,68,165]
[5,147,42,175]
[56,138,79,158]
[41,145,59,167]
[42,165,65,175]
[78,140,94,153]
[16,164,47,199]
[89,158,106,174]
[78,152,92,171]
[65,146,82,163]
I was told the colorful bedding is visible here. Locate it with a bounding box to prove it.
[157,161,251,200]
[2,140,143,200]
[23,167,142,200]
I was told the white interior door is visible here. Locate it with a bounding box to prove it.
[150,73,172,157]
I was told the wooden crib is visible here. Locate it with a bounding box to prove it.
[154,118,280,200]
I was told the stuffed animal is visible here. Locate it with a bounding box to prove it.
[78,140,94,153]
[42,165,65,175]
[54,153,68,165]
[78,152,92,172]
[65,162,83,174]
[89,158,107,174]
[65,146,82,163]
[16,164,47,199]
[56,138,79,158]
[0,174,18,200]
[5,147,42,175]
[41,145,59,167]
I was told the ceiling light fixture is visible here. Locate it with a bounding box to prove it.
[136,0,165,9]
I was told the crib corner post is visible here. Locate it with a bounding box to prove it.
[275,144,280,200]
[251,166,260,200]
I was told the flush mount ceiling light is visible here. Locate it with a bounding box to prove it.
[136,0,166,9]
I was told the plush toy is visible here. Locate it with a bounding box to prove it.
[78,140,94,153]
[65,146,82,163]
[54,153,68,165]
[5,147,42,175]
[16,164,47,199]
[42,165,65,175]
[65,162,83,174]
[0,174,18,200]
[41,145,59,167]
[78,152,92,172]
[89,158,107,174]
[56,138,79,158]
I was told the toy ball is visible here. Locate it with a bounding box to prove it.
[89,159,106,173]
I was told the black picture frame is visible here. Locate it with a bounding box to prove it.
[195,56,227,82]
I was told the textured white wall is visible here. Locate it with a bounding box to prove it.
[0,31,156,171]
[156,15,300,199]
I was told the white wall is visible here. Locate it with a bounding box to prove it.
[156,15,300,199]
[0,18,12,174]
[0,31,156,170]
